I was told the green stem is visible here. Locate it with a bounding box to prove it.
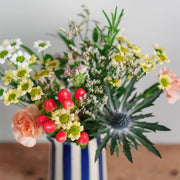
[42,51,45,61]
[0,65,5,73]
[19,101,26,108]
[84,15,90,40]
[32,65,38,75]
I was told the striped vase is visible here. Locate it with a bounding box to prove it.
[47,136,108,180]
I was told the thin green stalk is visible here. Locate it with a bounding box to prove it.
[42,51,45,61]
[84,15,90,40]
[32,64,38,75]
[0,65,5,73]
[19,101,26,108]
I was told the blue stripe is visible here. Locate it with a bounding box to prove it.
[97,136,103,180]
[63,143,72,180]
[47,137,56,180]
[81,145,89,180]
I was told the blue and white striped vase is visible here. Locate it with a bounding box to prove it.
[47,136,108,180]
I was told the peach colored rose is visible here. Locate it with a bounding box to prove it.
[12,104,44,147]
[159,67,180,104]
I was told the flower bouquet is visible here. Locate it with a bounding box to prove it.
[0,5,180,180]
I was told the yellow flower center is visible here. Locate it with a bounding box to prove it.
[17,70,26,78]
[8,93,16,101]
[160,77,170,87]
[22,83,29,91]
[39,43,46,47]
[70,125,80,136]
[16,56,25,63]
[114,54,124,62]
[0,50,8,58]
[11,42,16,46]
[59,114,70,124]
[30,88,41,97]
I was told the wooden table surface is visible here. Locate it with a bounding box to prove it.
[0,143,180,180]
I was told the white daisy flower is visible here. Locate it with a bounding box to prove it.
[0,85,7,100]
[10,50,30,67]
[0,46,12,64]
[9,38,22,50]
[34,40,51,53]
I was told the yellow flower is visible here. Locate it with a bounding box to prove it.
[31,70,53,80]
[128,74,134,79]
[105,77,121,87]
[52,109,74,130]
[158,74,172,90]
[45,59,60,70]
[29,54,37,64]
[67,121,84,141]
[116,34,127,43]
[29,86,43,101]
[116,44,129,54]
[1,70,16,86]
[16,66,32,80]
[3,89,20,106]
[37,70,53,80]
[112,52,125,63]
[140,60,156,73]
[154,44,170,64]
[18,79,34,96]
[2,39,10,47]
[36,59,44,65]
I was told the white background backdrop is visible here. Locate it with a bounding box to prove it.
[0,0,179,143]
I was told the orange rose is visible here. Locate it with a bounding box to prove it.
[12,104,44,147]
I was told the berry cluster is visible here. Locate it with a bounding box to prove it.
[36,88,89,146]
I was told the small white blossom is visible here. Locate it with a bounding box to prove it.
[34,40,51,53]
[9,38,22,50]
[0,46,12,64]
[10,50,31,67]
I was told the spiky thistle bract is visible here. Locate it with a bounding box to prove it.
[85,78,170,163]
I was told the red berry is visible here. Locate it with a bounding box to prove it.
[58,89,71,103]
[75,88,86,100]
[62,99,74,110]
[36,115,49,126]
[44,99,57,112]
[77,132,89,145]
[43,120,56,133]
[56,131,67,142]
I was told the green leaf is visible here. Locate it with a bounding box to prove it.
[102,10,112,27]
[95,134,110,162]
[131,113,154,121]
[133,121,171,132]
[21,44,40,60]
[115,144,119,157]
[119,76,137,110]
[111,6,118,26]
[114,9,124,30]
[131,128,161,158]
[54,69,64,76]
[93,28,99,43]
[122,135,133,163]
[105,80,115,110]
[110,137,117,155]
[95,24,106,41]
[142,83,160,98]
[130,89,163,115]
[57,32,74,46]
[126,134,139,150]
[44,54,53,60]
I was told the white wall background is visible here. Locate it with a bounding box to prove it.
[0,0,179,143]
